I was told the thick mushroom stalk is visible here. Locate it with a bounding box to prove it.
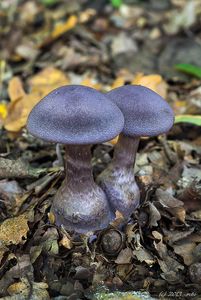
[27,85,124,232]
[52,144,113,233]
[98,85,174,219]
[97,134,140,218]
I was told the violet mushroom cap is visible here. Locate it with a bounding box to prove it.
[27,85,124,233]
[98,85,174,218]
[27,85,124,144]
[107,85,174,137]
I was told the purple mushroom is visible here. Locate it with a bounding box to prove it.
[27,85,124,233]
[98,85,174,218]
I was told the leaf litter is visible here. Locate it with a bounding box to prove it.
[0,0,201,299]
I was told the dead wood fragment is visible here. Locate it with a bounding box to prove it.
[0,157,45,179]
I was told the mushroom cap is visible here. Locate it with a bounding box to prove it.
[107,85,174,137]
[27,85,124,144]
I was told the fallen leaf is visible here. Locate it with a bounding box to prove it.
[132,73,167,98]
[115,248,133,264]
[4,68,69,132]
[8,77,26,103]
[155,188,186,222]
[29,67,69,93]
[175,115,201,126]
[59,234,73,249]
[0,103,8,119]
[148,202,161,227]
[111,77,125,89]
[0,214,29,246]
[7,278,49,299]
[133,248,155,265]
[173,241,196,266]
[81,76,102,90]
[152,231,184,277]
[51,15,78,39]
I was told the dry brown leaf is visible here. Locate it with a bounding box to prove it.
[133,248,155,265]
[7,278,49,299]
[155,188,186,222]
[173,241,196,266]
[132,73,167,98]
[152,231,184,275]
[148,202,161,227]
[115,248,133,264]
[0,214,29,246]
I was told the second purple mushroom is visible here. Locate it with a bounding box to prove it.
[98,85,174,218]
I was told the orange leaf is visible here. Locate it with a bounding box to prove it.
[132,73,167,98]
[111,77,125,89]
[8,77,26,103]
[29,67,69,92]
[4,68,69,132]
[81,77,102,90]
[51,15,78,39]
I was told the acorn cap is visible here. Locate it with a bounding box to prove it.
[27,85,124,144]
[107,85,174,137]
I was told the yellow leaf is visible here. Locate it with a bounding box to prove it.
[59,235,73,249]
[4,92,41,132]
[111,77,126,89]
[0,103,8,119]
[8,77,26,103]
[132,73,167,98]
[81,77,102,90]
[51,15,78,39]
[109,135,119,145]
[7,281,27,295]
[48,211,55,224]
[4,68,69,132]
[0,214,29,246]
[29,67,69,90]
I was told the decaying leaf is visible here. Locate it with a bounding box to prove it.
[132,73,167,98]
[8,77,26,102]
[59,232,73,249]
[155,188,186,222]
[152,231,184,281]
[51,15,78,39]
[4,68,69,132]
[148,202,161,227]
[173,241,196,266]
[7,278,50,300]
[0,214,29,246]
[115,248,133,264]
[133,248,155,266]
[28,67,69,93]
[163,227,194,245]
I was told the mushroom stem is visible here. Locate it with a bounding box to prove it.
[52,145,112,233]
[65,144,94,188]
[112,134,140,170]
[97,133,140,218]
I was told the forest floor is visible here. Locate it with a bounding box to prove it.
[0,0,201,299]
